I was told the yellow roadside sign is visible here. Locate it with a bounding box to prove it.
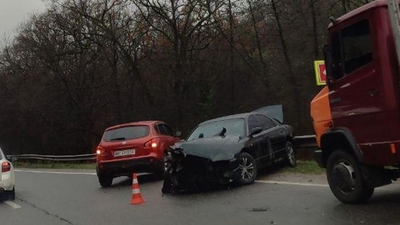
[314,60,326,86]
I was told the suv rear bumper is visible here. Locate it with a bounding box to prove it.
[97,157,163,177]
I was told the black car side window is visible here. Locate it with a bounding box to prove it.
[256,115,276,130]
[248,115,262,133]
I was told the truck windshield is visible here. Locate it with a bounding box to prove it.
[342,19,372,74]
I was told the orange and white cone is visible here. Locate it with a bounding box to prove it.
[130,173,145,205]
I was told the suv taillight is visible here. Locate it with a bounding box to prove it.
[2,161,11,172]
[96,146,107,156]
[144,138,160,148]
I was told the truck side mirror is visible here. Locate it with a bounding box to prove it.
[323,44,334,87]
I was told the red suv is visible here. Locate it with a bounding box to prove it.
[95,121,180,187]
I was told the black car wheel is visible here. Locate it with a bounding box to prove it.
[96,167,113,188]
[326,150,374,204]
[285,142,296,167]
[237,152,257,185]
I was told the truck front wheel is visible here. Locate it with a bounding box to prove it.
[326,150,374,204]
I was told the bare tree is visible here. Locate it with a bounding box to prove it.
[131,0,224,125]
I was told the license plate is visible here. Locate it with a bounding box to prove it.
[114,149,135,157]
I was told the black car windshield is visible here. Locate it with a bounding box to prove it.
[103,125,150,142]
[187,118,245,141]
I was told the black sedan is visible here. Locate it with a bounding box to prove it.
[162,105,296,193]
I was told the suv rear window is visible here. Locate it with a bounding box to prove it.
[103,126,150,141]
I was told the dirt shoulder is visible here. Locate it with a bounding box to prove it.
[257,171,328,185]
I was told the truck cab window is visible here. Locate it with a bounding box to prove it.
[331,32,343,80]
[341,19,372,74]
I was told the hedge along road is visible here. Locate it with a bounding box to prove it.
[1,169,400,225]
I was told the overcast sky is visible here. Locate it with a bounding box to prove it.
[0,0,47,45]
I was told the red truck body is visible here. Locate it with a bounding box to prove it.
[311,0,400,203]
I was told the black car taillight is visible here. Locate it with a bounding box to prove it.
[2,161,11,172]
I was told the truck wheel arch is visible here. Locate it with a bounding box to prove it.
[320,128,363,167]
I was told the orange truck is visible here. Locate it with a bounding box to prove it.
[311,0,400,203]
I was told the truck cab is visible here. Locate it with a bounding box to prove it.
[311,0,400,203]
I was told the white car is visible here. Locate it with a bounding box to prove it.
[0,148,15,200]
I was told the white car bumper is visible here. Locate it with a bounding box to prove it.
[0,171,15,191]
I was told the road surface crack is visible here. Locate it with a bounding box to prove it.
[17,197,76,225]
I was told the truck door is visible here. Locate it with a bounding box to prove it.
[327,17,391,158]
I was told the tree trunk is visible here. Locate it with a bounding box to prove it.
[310,0,319,58]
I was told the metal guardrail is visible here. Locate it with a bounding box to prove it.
[293,135,317,148]
[6,153,96,162]
[6,135,317,162]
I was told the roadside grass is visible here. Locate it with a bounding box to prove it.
[13,160,325,175]
[281,160,325,175]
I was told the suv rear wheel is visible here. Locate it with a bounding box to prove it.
[154,161,165,180]
[96,168,113,188]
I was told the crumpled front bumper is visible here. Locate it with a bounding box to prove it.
[180,155,240,183]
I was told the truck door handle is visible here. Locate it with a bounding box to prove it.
[367,89,379,97]
[330,98,341,104]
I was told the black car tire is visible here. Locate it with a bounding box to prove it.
[285,142,296,167]
[236,152,257,185]
[326,150,374,204]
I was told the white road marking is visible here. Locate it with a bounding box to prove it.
[255,180,329,187]
[5,201,21,209]
[14,170,96,175]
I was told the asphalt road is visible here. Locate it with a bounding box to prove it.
[1,169,400,225]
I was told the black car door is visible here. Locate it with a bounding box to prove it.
[255,114,286,162]
[247,115,271,164]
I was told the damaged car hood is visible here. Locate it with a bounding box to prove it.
[173,135,245,162]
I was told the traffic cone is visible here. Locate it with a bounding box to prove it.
[130,173,145,205]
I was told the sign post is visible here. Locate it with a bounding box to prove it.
[314,60,326,86]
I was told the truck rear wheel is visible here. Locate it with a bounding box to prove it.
[326,150,374,204]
